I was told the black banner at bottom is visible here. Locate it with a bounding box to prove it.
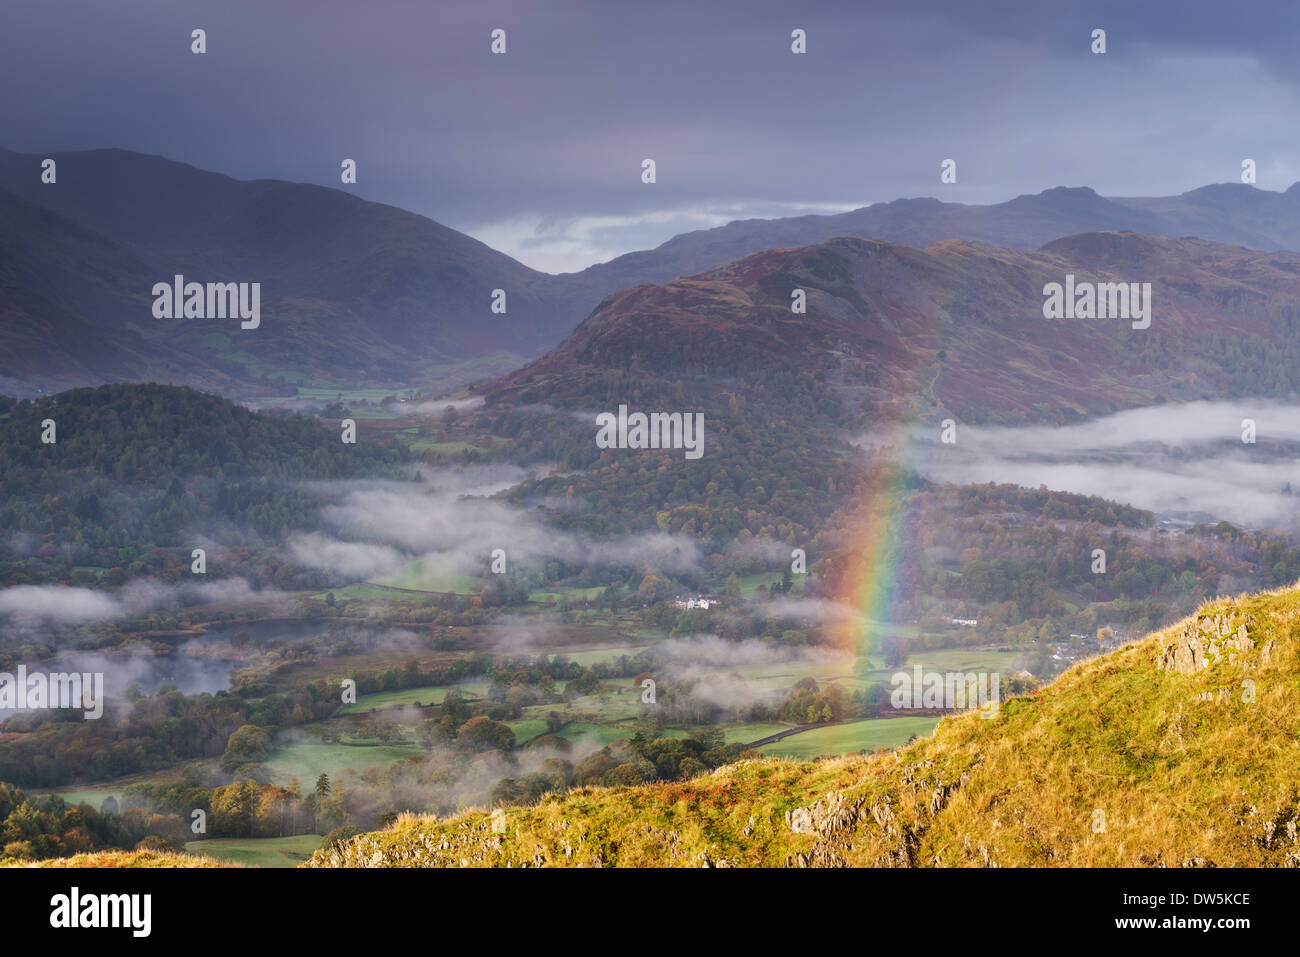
[0,865,1276,944]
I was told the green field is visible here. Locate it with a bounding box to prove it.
[719,722,792,745]
[856,647,1022,683]
[528,584,606,603]
[505,719,550,743]
[371,559,478,593]
[340,406,403,420]
[309,584,418,602]
[47,784,134,809]
[731,571,787,596]
[185,834,324,868]
[295,387,407,402]
[338,683,485,715]
[902,648,1021,672]
[407,437,480,455]
[758,716,941,759]
[263,743,423,784]
[547,645,647,667]
[553,722,635,748]
[557,680,641,720]
[42,767,191,810]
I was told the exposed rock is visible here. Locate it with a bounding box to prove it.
[1157,615,1257,675]
[785,790,862,838]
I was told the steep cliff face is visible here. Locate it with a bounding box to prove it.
[308,583,1300,868]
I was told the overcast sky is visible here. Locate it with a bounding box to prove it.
[4,0,1299,272]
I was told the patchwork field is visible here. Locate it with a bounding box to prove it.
[262,743,424,784]
[340,682,487,715]
[370,559,479,593]
[758,716,941,759]
[185,835,324,868]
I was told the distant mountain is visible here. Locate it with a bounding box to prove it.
[559,183,1300,302]
[0,188,223,396]
[485,231,1300,422]
[0,148,590,395]
[1118,182,1300,250]
[5,145,1300,398]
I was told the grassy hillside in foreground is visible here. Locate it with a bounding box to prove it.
[307,584,1300,868]
[2,850,235,868]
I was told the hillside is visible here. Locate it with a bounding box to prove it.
[485,232,1300,423]
[0,383,410,593]
[0,189,222,397]
[306,582,1300,868]
[0,148,586,395]
[0,383,408,480]
[2,849,233,868]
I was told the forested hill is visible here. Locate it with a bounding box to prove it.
[0,384,411,585]
[0,383,408,481]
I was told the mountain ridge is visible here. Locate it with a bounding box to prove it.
[480,230,1300,423]
[0,147,588,395]
[6,145,1300,398]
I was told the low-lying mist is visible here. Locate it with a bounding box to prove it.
[290,464,703,583]
[905,400,1300,530]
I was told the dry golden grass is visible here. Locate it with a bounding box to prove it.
[3,849,236,868]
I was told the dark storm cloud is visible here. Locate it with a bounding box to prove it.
[2,0,1298,270]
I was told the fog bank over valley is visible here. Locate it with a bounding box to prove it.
[903,401,1300,531]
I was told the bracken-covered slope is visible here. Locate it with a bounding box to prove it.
[485,232,1300,423]
[306,583,1300,868]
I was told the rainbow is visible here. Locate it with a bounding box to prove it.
[830,424,920,663]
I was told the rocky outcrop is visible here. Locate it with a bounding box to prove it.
[781,762,974,868]
[785,790,862,838]
[1156,613,1260,675]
